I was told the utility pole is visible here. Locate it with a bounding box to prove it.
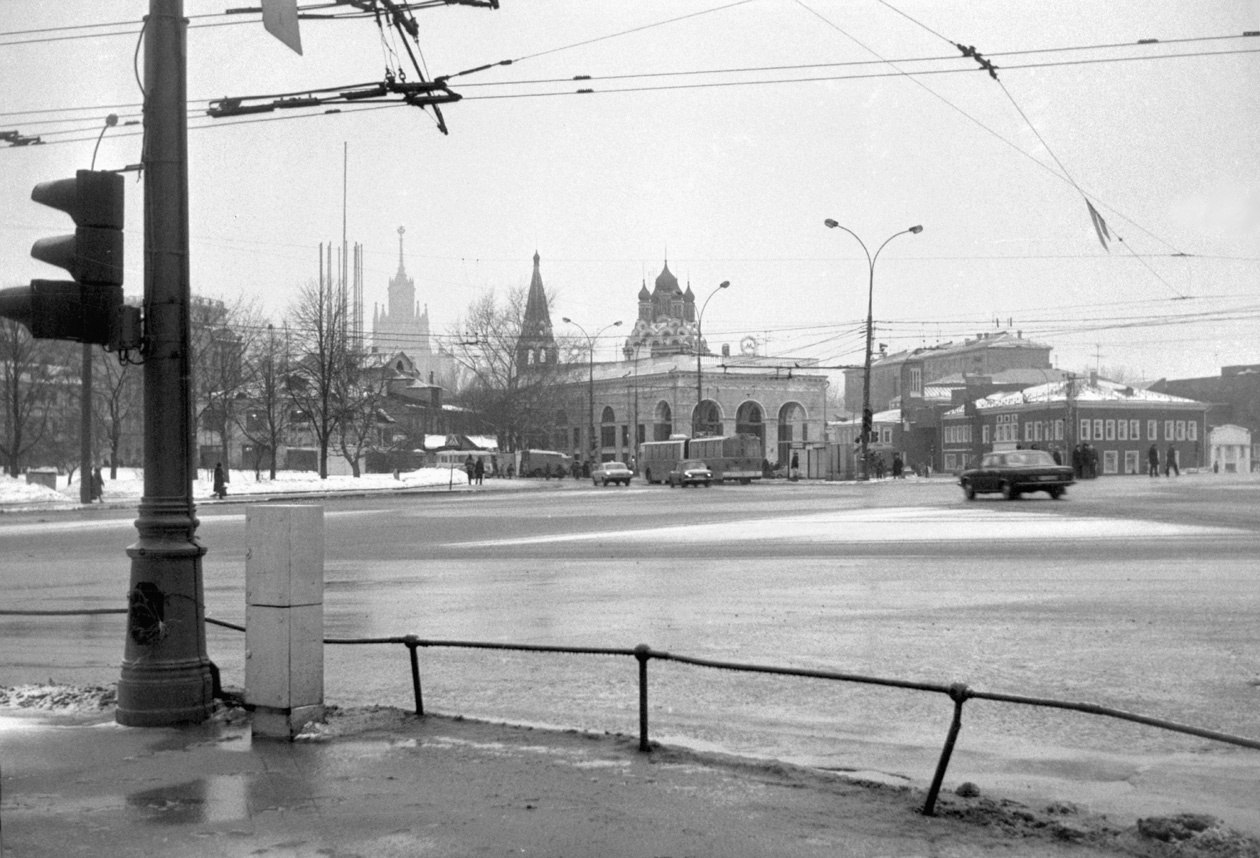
[116,0,215,726]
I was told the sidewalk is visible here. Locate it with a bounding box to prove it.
[4,700,1255,858]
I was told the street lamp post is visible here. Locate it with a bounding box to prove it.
[823,219,923,481]
[695,281,730,437]
[562,317,622,465]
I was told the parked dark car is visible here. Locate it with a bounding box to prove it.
[591,460,633,486]
[668,459,713,488]
[959,450,1075,500]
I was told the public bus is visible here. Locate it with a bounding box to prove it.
[686,434,763,484]
[638,438,687,484]
[516,449,572,478]
[638,434,763,485]
[434,449,500,476]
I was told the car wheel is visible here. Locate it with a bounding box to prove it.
[1049,486,1064,500]
[963,481,976,500]
[1001,481,1017,500]
[704,481,711,488]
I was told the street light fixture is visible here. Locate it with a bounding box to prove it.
[823,219,923,481]
[695,280,730,437]
[562,317,622,465]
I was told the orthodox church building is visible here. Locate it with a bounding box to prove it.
[622,260,706,358]
[518,254,829,473]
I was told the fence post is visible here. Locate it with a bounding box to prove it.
[635,644,650,752]
[923,683,970,816]
[405,636,424,717]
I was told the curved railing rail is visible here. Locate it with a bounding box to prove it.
[7,608,1259,816]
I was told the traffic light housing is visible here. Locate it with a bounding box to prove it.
[0,169,134,347]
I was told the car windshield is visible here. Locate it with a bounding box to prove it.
[603,462,626,469]
[681,460,707,469]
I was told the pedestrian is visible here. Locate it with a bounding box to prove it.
[892,452,904,478]
[1147,443,1160,477]
[474,457,485,485]
[213,462,228,499]
[1165,444,1179,477]
[91,466,104,502]
[506,461,515,479]
[1072,444,1083,479]
[464,455,475,484]
[790,451,800,481]
[1084,443,1098,479]
[1050,447,1063,466]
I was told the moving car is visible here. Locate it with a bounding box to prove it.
[959,449,1075,500]
[591,460,633,486]
[667,459,713,488]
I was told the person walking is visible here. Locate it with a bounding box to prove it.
[892,452,904,478]
[213,462,228,499]
[473,457,485,485]
[789,451,800,481]
[464,455,475,484]
[91,466,104,502]
[1165,444,1180,477]
[1147,443,1160,477]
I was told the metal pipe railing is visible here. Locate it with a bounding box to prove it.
[10,610,1260,816]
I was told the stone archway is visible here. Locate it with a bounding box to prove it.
[653,400,673,442]
[736,401,765,447]
[777,402,807,468]
[693,400,723,438]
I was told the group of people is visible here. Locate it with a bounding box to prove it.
[1147,443,1180,477]
[1071,443,1099,479]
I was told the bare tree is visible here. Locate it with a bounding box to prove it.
[93,351,140,478]
[0,319,62,476]
[448,288,577,452]
[235,323,292,480]
[190,296,267,469]
[287,278,349,478]
[333,347,395,477]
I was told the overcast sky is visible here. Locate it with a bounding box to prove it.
[2,1,1257,380]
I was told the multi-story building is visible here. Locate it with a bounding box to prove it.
[519,256,829,471]
[940,374,1208,475]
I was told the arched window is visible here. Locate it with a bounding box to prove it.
[600,406,617,451]
[736,401,765,446]
[653,401,673,441]
[693,400,723,438]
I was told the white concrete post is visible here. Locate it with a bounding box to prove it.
[245,505,324,739]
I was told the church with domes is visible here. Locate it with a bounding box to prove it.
[517,253,830,474]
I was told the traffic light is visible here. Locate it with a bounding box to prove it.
[0,169,133,347]
[861,408,874,444]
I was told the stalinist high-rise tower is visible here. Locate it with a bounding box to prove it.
[372,225,432,356]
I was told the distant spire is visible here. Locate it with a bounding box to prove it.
[397,225,406,274]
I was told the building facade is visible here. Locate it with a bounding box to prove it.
[940,375,1209,475]
[522,258,828,470]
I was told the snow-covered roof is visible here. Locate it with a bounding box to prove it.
[943,377,1204,417]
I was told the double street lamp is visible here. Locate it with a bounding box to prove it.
[562,317,622,464]
[695,280,730,436]
[823,219,923,481]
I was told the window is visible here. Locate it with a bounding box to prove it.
[1187,421,1198,441]
[982,424,991,444]
[1123,450,1139,474]
[1080,418,1091,441]
[1165,420,1174,441]
[1147,419,1157,440]
[1118,420,1128,441]
[1105,420,1116,441]
[1130,419,1141,440]
[1175,421,1186,441]
[880,427,893,445]
[908,366,923,395]
[1103,450,1119,474]
[1054,419,1064,440]
[1024,421,1035,442]
[1093,419,1104,440]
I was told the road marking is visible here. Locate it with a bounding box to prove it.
[452,506,1240,548]
[0,508,377,538]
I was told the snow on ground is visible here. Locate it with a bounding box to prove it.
[0,464,531,512]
